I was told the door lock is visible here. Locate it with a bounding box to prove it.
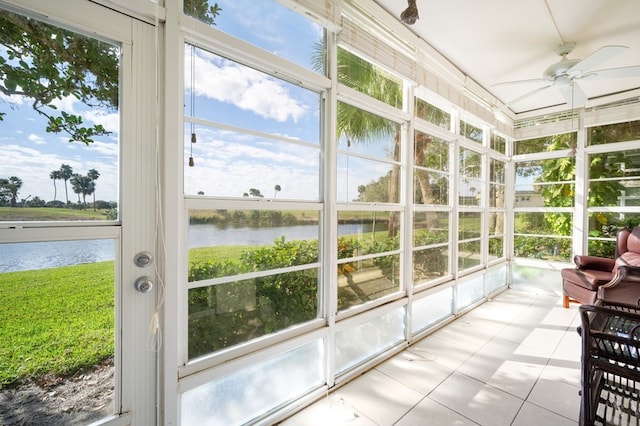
[134,276,154,293]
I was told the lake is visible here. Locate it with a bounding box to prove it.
[1,223,376,272]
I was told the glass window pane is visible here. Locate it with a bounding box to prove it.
[337,48,403,108]
[189,269,318,357]
[586,212,640,257]
[338,254,400,311]
[337,105,400,161]
[514,212,572,236]
[457,275,484,309]
[184,125,319,199]
[491,133,506,154]
[415,98,450,130]
[458,241,481,271]
[413,211,449,246]
[414,171,449,205]
[486,265,507,294]
[184,1,325,74]
[413,247,449,283]
[514,133,576,155]
[335,307,404,374]
[587,120,640,146]
[459,212,481,241]
[411,286,453,334]
[488,236,504,261]
[490,159,505,184]
[337,211,399,256]
[489,184,506,208]
[0,240,116,421]
[513,235,571,261]
[337,155,399,203]
[460,120,483,143]
[189,209,319,280]
[515,158,575,207]
[414,132,449,206]
[0,10,120,222]
[182,339,324,426]
[185,46,321,142]
[588,149,640,207]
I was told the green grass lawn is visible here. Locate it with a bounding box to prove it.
[0,207,110,221]
[0,262,115,387]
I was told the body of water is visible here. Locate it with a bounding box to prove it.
[1,223,377,272]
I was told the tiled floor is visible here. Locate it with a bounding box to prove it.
[282,288,586,425]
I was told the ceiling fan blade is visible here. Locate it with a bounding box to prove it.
[567,45,628,76]
[585,65,640,80]
[558,82,587,107]
[497,83,554,112]
[492,77,551,87]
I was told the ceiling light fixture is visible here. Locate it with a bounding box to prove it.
[400,0,419,25]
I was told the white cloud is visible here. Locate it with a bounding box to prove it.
[189,54,307,123]
[28,133,46,145]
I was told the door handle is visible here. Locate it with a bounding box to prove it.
[134,276,154,293]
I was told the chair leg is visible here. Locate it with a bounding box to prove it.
[563,294,570,309]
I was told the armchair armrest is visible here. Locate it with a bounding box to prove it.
[574,255,616,272]
[598,265,640,307]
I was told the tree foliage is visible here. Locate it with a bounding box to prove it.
[0,3,220,144]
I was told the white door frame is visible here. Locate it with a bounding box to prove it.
[0,1,159,424]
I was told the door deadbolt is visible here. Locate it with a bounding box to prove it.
[134,251,153,268]
[134,276,154,293]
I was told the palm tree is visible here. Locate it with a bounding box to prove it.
[273,184,281,198]
[87,168,100,210]
[59,164,73,205]
[5,176,23,207]
[49,170,62,201]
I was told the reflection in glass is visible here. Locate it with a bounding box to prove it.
[337,155,399,203]
[182,339,324,425]
[337,254,400,311]
[587,120,640,146]
[335,307,404,373]
[183,124,320,199]
[189,270,319,357]
[514,132,576,154]
[415,98,451,130]
[0,240,116,422]
[184,0,325,74]
[458,241,481,271]
[491,133,506,154]
[413,247,449,283]
[337,48,403,108]
[460,120,483,143]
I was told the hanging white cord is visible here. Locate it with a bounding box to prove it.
[147,1,166,352]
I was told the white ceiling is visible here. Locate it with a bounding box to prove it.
[372,0,640,117]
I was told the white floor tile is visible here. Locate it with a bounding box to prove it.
[428,372,524,426]
[527,376,581,421]
[395,397,478,426]
[512,401,577,426]
[333,369,424,426]
[374,351,454,395]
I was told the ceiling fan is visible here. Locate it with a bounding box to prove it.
[494,42,640,112]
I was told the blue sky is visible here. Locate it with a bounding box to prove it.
[0,0,399,205]
[1,0,322,204]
